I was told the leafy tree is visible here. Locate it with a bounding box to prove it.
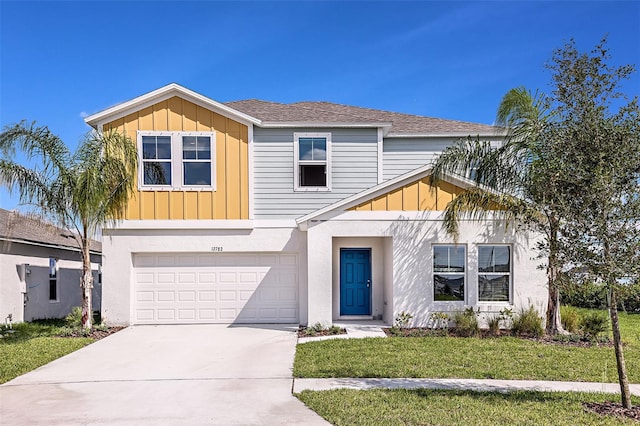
[549,39,639,408]
[431,86,569,335]
[0,122,137,329]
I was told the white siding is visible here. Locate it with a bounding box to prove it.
[382,137,454,181]
[254,128,379,218]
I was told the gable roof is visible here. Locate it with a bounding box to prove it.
[84,83,501,137]
[226,99,500,137]
[296,165,475,225]
[0,209,101,253]
[84,83,261,129]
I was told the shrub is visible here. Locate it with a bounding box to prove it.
[65,307,83,328]
[560,305,581,333]
[581,312,609,340]
[486,315,501,336]
[394,311,414,329]
[429,312,450,330]
[453,308,478,337]
[511,305,543,337]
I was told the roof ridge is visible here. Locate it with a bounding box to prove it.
[290,100,495,127]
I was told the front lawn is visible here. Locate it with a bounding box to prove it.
[297,389,640,426]
[0,321,94,384]
[294,312,639,383]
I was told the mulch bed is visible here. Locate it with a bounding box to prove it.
[64,326,125,340]
[583,402,640,422]
[383,327,614,347]
[297,326,347,338]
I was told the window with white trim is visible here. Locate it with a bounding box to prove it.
[49,257,58,302]
[138,131,215,190]
[433,245,465,302]
[478,245,511,302]
[294,132,331,191]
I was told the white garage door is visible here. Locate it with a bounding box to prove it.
[132,253,298,324]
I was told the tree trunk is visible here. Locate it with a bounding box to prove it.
[609,289,632,408]
[81,239,93,329]
[545,223,566,335]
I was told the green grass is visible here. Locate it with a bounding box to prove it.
[296,389,640,426]
[0,320,93,384]
[294,311,640,383]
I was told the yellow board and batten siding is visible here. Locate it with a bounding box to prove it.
[104,96,249,220]
[351,176,463,212]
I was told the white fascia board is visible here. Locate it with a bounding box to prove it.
[105,220,254,230]
[259,121,393,129]
[386,131,506,138]
[85,83,262,129]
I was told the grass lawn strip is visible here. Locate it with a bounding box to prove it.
[296,388,640,426]
[294,312,639,383]
[0,321,95,384]
[0,337,92,383]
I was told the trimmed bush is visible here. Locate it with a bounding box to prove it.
[511,305,543,337]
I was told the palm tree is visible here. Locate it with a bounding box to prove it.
[0,121,138,329]
[431,87,568,335]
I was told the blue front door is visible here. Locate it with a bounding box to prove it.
[340,248,371,315]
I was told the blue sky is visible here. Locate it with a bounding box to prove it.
[1,1,639,211]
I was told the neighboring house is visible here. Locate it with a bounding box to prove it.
[0,209,102,323]
[85,83,547,327]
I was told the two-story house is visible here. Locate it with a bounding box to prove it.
[86,83,547,327]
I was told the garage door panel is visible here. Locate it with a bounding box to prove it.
[133,253,298,324]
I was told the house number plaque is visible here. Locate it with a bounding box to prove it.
[210,246,223,252]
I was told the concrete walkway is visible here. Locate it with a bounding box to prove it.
[294,377,640,396]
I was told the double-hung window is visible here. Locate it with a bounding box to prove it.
[49,257,58,302]
[433,245,466,301]
[294,132,331,191]
[478,245,511,302]
[139,132,215,190]
[142,135,172,186]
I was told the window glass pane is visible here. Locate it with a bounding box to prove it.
[312,138,326,160]
[197,137,211,160]
[144,162,172,185]
[479,275,510,301]
[299,138,313,160]
[434,274,465,301]
[300,164,326,187]
[449,246,465,272]
[493,246,510,272]
[183,136,197,160]
[49,280,57,301]
[49,258,57,278]
[433,246,465,272]
[142,136,156,160]
[479,246,510,272]
[156,136,172,159]
[184,162,211,186]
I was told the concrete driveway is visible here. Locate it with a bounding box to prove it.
[0,325,329,425]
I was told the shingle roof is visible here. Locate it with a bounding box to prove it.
[0,209,101,253]
[225,99,498,135]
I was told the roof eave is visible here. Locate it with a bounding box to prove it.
[84,83,262,130]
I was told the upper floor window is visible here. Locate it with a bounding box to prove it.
[478,245,511,302]
[138,131,215,190]
[433,245,465,302]
[294,132,331,191]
